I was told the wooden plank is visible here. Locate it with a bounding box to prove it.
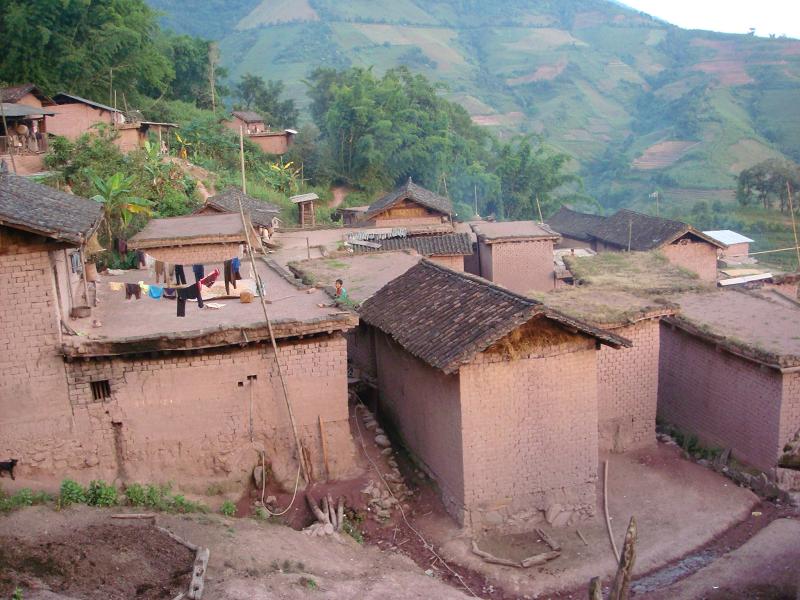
[188,547,210,599]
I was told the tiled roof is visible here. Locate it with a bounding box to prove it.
[365,179,452,220]
[52,92,119,113]
[592,209,725,251]
[206,188,280,227]
[350,232,473,256]
[471,221,560,242]
[546,206,607,242]
[0,83,51,104]
[359,260,627,374]
[0,168,102,244]
[232,110,265,124]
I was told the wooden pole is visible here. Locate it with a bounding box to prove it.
[787,181,800,270]
[239,126,247,194]
[609,517,638,600]
[319,416,330,480]
[627,218,632,252]
[535,195,544,223]
[0,100,18,174]
[603,460,620,562]
[79,246,91,307]
[306,236,310,259]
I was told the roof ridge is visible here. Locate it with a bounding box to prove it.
[615,208,686,227]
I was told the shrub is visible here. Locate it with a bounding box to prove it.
[171,494,206,514]
[59,479,86,506]
[124,483,147,506]
[87,480,118,507]
[220,500,236,517]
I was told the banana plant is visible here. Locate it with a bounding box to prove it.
[90,172,152,243]
[175,132,193,160]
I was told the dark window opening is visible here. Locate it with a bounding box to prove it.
[247,374,258,382]
[90,380,111,401]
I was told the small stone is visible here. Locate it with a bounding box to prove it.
[545,503,563,525]
[323,523,335,535]
[375,435,391,448]
[698,459,710,468]
[375,427,384,435]
[484,511,504,526]
[265,495,277,505]
[381,448,392,456]
[84,456,99,467]
[551,510,572,528]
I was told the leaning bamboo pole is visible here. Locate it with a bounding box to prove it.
[787,181,800,270]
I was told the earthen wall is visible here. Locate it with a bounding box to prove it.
[428,255,464,271]
[486,239,556,293]
[597,319,659,451]
[658,324,784,471]
[47,104,114,140]
[661,239,718,281]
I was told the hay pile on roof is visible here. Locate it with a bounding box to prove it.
[533,288,676,328]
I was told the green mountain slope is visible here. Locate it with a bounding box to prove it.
[149,0,800,204]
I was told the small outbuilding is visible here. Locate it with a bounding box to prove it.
[469,221,561,293]
[348,231,473,271]
[290,193,318,228]
[224,110,296,154]
[47,93,124,140]
[196,188,281,239]
[361,179,452,230]
[704,230,755,265]
[357,260,627,529]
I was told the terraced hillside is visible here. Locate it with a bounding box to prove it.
[149,0,800,204]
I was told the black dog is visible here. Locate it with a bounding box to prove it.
[0,459,18,480]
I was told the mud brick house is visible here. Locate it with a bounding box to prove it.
[704,229,755,265]
[47,93,124,140]
[539,287,676,452]
[223,110,296,155]
[659,290,800,473]
[195,188,281,238]
[0,167,102,472]
[546,206,607,249]
[469,221,561,294]
[348,231,473,271]
[547,207,725,281]
[360,179,453,229]
[356,260,627,529]
[1,185,360,487]
[0,84,56,174]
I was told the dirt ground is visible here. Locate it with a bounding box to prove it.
[646,518,800,600]
[0,510,193,599]
[416,444,759,598]
[0,506,473,600]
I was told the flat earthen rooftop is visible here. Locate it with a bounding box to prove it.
[129,213,252,248]
[536,287,676,328]
[471,221,560,242]
[63,258,357,357]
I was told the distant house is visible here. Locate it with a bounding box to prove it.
[335,205,369,226]
[704,230,754,265]
[348,231,473,271]
[224,110,296,155]
[546,206,607,249]
[659,291,800,472]
[48,93,124,140]
[196,188,281,238]
[355,260,626,528]
[361,179,452,229]
[469,221,561,293]
[0,84,55,174]
[547,207,725,281]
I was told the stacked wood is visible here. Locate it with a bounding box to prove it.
[304,492,345,536]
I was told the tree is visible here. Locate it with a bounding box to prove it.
[90,173,152,242]
[234,74,298,128]
[737,159,800,212]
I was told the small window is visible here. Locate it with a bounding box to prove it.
[90,380,111,401]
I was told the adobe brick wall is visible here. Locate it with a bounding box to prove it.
[251,134,291,155]
[781,372,800,457]
[48,104,114,140]
[372,332,466,522]
[139,243,242,265]
[484,239,556,293]
[459,337,598,529]
[661,240,718,281]
[429,255,464,271]
[346,324,377,381]
[658,324,785,471]
[597,319,659,451]
[722,241,749,261]
[0,229,75,475]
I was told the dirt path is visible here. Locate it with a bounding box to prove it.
[329,186,350,209]
[165,156,216,200]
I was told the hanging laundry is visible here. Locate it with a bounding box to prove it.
[109,282,124,292]
[138,281,150,294]
[148,285,164,300]
[154,261,166,283]
[224,260,238,295]
[163,287,177,299]
[167,264,175,285]
[199,268,219,288]
[176,283,204,317]
[192,264,205,283]
[125,283,141,300]
[174,265,187,285]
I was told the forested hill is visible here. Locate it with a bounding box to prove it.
[149,0,800,207]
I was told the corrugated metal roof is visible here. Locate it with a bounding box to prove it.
[703,230,754,245]
[0,103,55,117]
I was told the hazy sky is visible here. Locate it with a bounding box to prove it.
[622,1,800,39]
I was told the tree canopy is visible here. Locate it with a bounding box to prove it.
[737,159,800,213]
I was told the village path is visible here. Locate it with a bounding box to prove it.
[329,186,349,209]
[644,518,800,599]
